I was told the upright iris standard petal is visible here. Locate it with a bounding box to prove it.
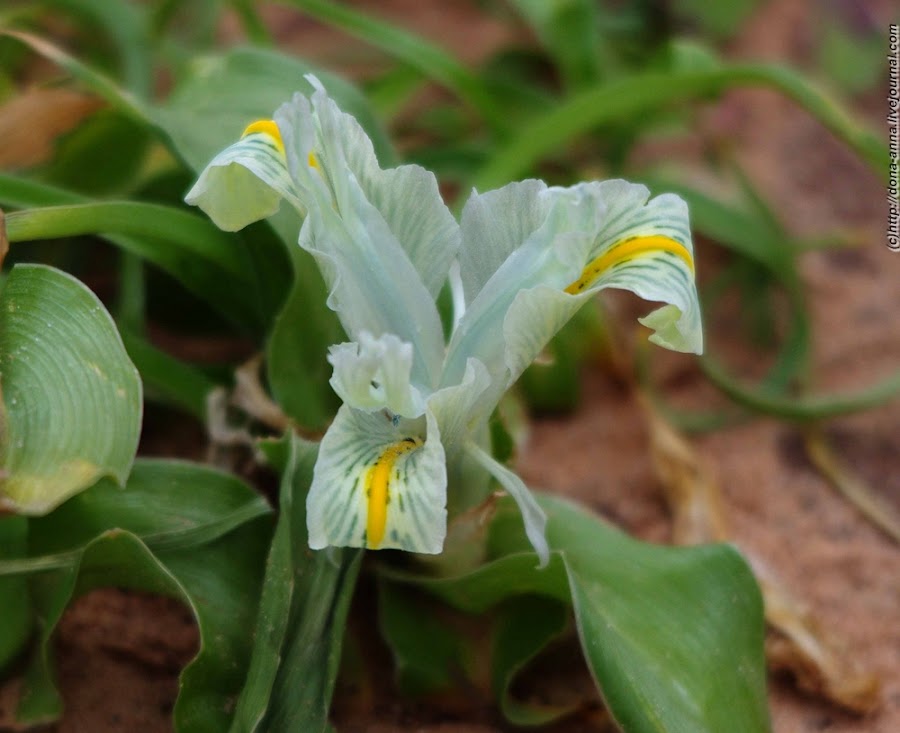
[443,183,603,391]
[274,86,450,385]
[307,406,447,554]
[328,332,426,419]
[185,121,303,231]
[288,77,461,299]
[186,78,460,387]
[457,179,551,305]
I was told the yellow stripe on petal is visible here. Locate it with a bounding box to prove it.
[565,235,694,295]
[365,437,423,549]
[241,119,284,153]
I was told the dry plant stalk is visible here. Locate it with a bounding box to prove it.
[232,354,291,433]
[759,569,880,713]
[640,397,881,714]
[804,428,900,544]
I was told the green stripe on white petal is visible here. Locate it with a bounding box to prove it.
[503,188,701,378]
[466,442,549,567]
[565,183,702,354]
[185,127,302,232]
[307,406,446,554]
[328,332,426,418]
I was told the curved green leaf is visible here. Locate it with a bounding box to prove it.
[35,0,153,97]
[472,64,886,190]
[230,434,362,733]
[377,581,467,697]
[5,203,247,278]
[0,174,261,330]
[702,360,900,421]
[0,264,142,515]
[508,0,600,90]
[264,232,343,429]
[285,0,507,133]
[0,30,150,125]
[0,516,30,671]
[492,596,574,725]
[2,459,273,729]
[385,494,769,733]
[152,46,395,171]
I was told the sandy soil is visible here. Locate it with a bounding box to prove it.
[1,0,897,731]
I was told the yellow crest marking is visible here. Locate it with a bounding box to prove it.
[365,437,423,549]
[241,119,284,153]
[308,151,319,169]
[565,235,694,295]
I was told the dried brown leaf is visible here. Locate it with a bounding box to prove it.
[0,88,101,169]
[641,396,728,544]
[758,566,881,714]
[232,354,291,433]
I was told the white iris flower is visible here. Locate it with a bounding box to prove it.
[186,76,702,565]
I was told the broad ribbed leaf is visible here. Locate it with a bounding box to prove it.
[2,460,273,729]
[0,264,142,515]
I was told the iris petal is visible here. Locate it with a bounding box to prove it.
[307,406,446,554]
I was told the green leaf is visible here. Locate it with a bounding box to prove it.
[508,0,601,90]
[0,516,31,671]
[701,360,900,422]
[387,494,770,733]
[264,230,343,428]
[0,174,261,331]
[30,0,154,97]
[285,0,508,133]
[40,109,153,196]
[491,595,573,725]
[4,459,273,729]
[120,329,216,421]
[230,434,362,733]
[0,30,150,125]
[377,581,467,697]
[152,46,395,172]
[670,0,760,39]
[555,509,769,732]
[472,64,886,191]
[816,15,885,94]
[0,264,142,515]
[5,202,248,279]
